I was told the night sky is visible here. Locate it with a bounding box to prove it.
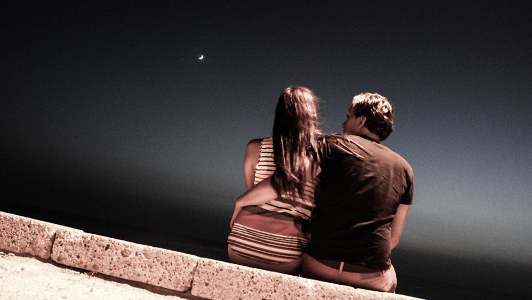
[2,1,531,298]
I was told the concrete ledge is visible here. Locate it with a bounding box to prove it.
[0,211,80,259]
[51,229,199,292]
[0,211,425,300]
[191,258,355,299]
[191,258,420,300]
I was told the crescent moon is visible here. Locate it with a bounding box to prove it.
[199,55,204,60]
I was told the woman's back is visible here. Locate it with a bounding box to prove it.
[249,137,315,223]
[227,137,316,269]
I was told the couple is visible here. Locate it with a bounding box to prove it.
[227,86,414,293]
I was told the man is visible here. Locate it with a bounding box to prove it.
[301,93,414,293]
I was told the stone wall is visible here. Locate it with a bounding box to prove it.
[0,211,424,300]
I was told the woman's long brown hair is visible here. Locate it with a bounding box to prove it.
[271,86,320,202]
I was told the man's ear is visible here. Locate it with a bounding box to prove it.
[358,116,367,127]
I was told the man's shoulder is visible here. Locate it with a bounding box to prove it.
[319,133,378,150]
[317,133,349,151]
[380,146,414,177]
[325,134,412,172]
[319,133,353,144]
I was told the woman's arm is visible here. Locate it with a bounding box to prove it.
[390,204,410,250]
[230,176,277,227]
[230,160,320,228]
[244,139,261,191]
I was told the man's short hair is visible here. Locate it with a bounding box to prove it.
[352,93,394,141]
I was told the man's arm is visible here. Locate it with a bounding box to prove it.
[230,176,277,228]
[390,204,410,250]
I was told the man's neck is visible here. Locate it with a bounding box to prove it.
[358,128,380,142]
[357,134,380,143]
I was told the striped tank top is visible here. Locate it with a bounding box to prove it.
[227,137,317,263]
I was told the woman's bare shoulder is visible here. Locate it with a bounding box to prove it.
[246,138,263,153]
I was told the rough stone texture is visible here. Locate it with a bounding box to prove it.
[191,258,424,300]
[191,258,346,299]
[51,229,200,292]
[0,211,76,259]
[1,211,424,300]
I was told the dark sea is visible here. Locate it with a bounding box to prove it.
[1,201,529,300]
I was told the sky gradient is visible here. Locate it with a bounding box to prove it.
[1,1,531,298]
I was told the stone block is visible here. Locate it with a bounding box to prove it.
[191,258,425,300]
[0,211,76,259]
[191,258,359,299]
[51,229,200,292]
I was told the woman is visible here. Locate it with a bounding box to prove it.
[227,86,321,275]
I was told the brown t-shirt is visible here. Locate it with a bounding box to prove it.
[306,134,414,270]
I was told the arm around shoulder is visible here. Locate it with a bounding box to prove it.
[230,176,278,228]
